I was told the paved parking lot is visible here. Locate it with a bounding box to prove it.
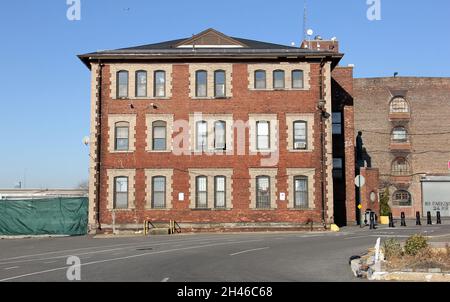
[1,223,449,282]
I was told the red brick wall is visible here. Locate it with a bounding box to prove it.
[96,62,331,227]
[360,168,380,216]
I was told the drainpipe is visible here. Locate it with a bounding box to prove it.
[318,59,327,228]
[95,60,104,231]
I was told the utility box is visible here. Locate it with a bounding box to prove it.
[421,176,450,217]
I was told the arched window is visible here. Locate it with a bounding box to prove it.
[390,97,409,113]
[214,121,226,150]
[294,176,308,208]
[114,122,129,151]
[254,70,266,89]
[196,70,207,97]
[135,70,147,97]
[392,157,410,176]
[152,121,167,151]
[393,190,411,206]
[293,121,307,150]
[273,70,285,89]
[392,127,408,142]
[152,176,166,209]
[196,176,208,208]
[114,176,128,209]
[154,70,166,97]
[196,121,208,151]
[292,70,304,89]
[214,176,226,209]
[214,70,226,97]
[117,70,129,98]
[256,176,271,209]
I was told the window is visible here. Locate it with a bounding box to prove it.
[196,176,208,208]
[214,121,226,150]
[114,122,129,151]
[152,176,166,209]
[196,70,207,97]
[393,190,411,206]
[256,176,271,209]
[332,112,342,135]
[114,177,128,209]
[392,157,410,176]
[214,70,226,97]
[136,71,147,97]
[154,71,166,98]
[293,121,307,150]
[292,70,304,89]
[273,70,285,89]
[117,71,129,98]
[152,121,167,151]
[392,127,408,142]
[390,97,409,113]
[196,121,208,151]
[333,158,344,179]
[256,121,270,150]
[294,176,308,208]
[214,176,226,208]
[254,70,266,89]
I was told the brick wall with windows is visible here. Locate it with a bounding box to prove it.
[354,77,450,218]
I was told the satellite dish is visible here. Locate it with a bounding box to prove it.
[306,29,314,36]
[82,136,90,146]
[331,37,337,41]
[291,42,296,47]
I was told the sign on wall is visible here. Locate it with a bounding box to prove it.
[422,177,450,217]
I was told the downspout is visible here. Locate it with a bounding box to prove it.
[95,60,104,230]
[319,59,327,227]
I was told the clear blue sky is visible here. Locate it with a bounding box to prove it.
[1,0,449,189]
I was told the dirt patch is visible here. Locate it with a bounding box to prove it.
[385,246,450,272]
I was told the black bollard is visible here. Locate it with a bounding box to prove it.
[437,211,442,225]
[401,212,407,227]
[388,213,394,227]
[427,211,432,225]
[416,212,421,226]
[369,211,376,229]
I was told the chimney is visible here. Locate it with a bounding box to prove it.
[301,36,339,53]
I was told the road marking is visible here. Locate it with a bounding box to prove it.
[0,239,264,282]
[4,266,19,270]
[43,261,57,264]
[0,237,221,266]
[0,237,219,262]
[230,247,269,256]
[161,277,170,282]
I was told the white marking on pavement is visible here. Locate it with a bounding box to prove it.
[0,239,264,282]
[4,266,19,270]
[161,277,170,282]
[230,247,269,256]
[43,261,57,264]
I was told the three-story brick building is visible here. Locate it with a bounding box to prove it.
[79,29,356,232]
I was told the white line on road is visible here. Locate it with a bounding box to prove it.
[4,267,19,270]
[0,239,264,282]
[161,277,170,282]
[43,261,58,264]
[229,247,269,256]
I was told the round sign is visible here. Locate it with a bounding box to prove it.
[355,175,366,188]
[370,192,377,203]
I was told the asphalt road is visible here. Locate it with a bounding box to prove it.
[1,223,449,282]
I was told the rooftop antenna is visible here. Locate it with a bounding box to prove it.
[303,0,307,42]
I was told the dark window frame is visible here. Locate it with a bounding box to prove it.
[254,70,266,89]
[117,70,129,99]
[113,176,128,209]
[392,190,412,206]
[256,176,271,209]
[392,157,410,176]
[114,122,130,151]
[152,120,167,151]
[294,176,308,208]
[273,70,285,89]
[214,176,226,209]
[154,70,166,98]
[214,70,226,98]
[292,70,304,89]
[135,70,147,97]
[151,176,166,209]
[293,120,307,150]
[390,97,409,113]
[195,70,208,97]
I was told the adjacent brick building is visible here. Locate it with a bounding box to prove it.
[79,29,356,232]
[354,77,450,218]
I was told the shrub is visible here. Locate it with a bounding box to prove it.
[383,238,403,259]
[379,188,391,216]
[404,234,428,256]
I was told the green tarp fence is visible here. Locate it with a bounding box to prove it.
[0,197,88,236]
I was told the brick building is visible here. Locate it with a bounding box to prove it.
[79,29,356,232]
[354,77,450,218]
